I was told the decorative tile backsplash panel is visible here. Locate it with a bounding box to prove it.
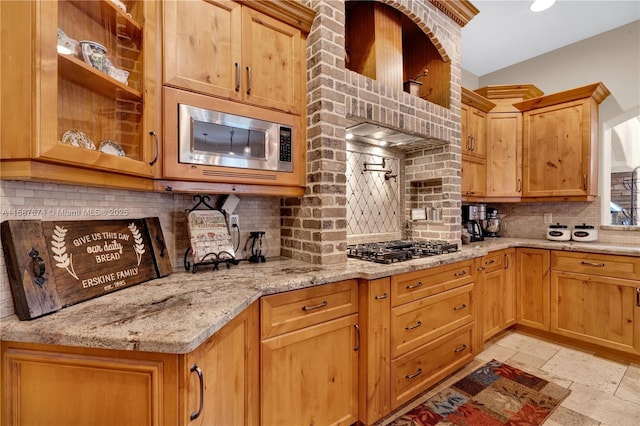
[346,144,402,240]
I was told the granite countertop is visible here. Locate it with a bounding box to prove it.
[1,238,637,354]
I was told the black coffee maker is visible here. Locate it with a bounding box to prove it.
[462,205,484,242]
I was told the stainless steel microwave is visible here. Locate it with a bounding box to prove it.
[178,104,293,173]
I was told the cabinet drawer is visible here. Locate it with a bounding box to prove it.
[391,324,474,410]
[391,284,474,358]
[551,251,640,280]
[261,279,358,339]
[481,250,505,273]
[391,260,474,307]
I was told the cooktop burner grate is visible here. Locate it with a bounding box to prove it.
[346,240,458,264]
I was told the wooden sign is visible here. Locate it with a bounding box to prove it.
[1,217,172,320]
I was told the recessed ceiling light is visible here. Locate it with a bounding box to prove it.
[530,0,556,12]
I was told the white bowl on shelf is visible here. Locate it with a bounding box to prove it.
[80,40,108,72]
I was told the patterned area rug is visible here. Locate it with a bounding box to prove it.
[389,359,571,426]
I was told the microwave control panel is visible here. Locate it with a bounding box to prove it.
[279,126,293,165]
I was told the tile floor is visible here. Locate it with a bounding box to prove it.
[379,331,640,426]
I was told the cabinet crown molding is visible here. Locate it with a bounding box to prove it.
[513,82,611,112]
[428,0,479,27]
[236,0,316,33]
[461,87,496,112]
[474,84,544,100]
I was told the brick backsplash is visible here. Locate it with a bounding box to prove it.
[0,180,279,319]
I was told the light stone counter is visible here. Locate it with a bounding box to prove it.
[1,238,637,354]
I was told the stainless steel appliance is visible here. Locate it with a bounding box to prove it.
[462,205,484,242]
[482,207,501,237]
[178,104,294,173]
[347,240,458,264]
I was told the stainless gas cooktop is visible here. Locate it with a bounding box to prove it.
[346,240,459,264]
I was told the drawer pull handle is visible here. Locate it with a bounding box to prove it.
[580,261,605,267]
[354,323,361,351]
[190,364,204,420]
[405,321,423,330]
[405,368,423,380]
[406,281,423,290]
[375,293,389,300]
[454,270,467,277]
[302,300,328,311]
[477,266,485,272]
[453,303,467,311]
[485,259,496,265]
[454,344,468,353]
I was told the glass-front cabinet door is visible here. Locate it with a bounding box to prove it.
[1,0,158,189]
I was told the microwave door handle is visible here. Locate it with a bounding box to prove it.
[246,66,252,95]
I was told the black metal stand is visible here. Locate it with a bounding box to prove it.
[183,247,239,273]
[183,195,239,273]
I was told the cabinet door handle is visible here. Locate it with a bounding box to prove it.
[583,174,587,190]
[235,63,240,91]
[302,300,327,311]
[405,367,423,380]
[467,135,472,150]
[580,261,605,267]
[454,344,468,353]
[405,320,423,330]
[471,136,476,152]
[190,364,204,421]
[454,270,467,277]
[374,293,389,300]
[148,131,159,166]
[504,253,509,269]
[246,66,252,95]
[354,323,361,351]
[453,303,467,311]
[636,288,640,307]
[406,281,423,290]
[518,178,522,193]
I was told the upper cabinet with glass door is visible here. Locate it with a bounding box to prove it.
[0,0,159,190]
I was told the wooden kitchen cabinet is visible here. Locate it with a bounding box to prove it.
[516,248,550,331]
[0,0,159,190]
[163,0,309,115]
[550,251,640,356]
[514,83,610,201]
[389,260,475,409]
[358,277,391,425]
[478,249,516,343]
[461,88,494,201]
[461,155,487,197]
[260,280,359,426]
[461,93,492,158]
[1,302,259,426]
[182,302,259,425]
[1,341,180,426]
[475,84,543,202]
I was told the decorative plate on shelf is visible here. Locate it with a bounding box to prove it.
[61,130,96,150]
[99,140,126,156]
